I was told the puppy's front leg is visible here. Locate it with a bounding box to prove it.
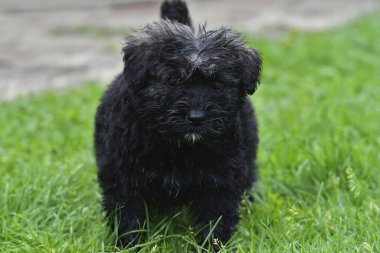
[103,189,145,248]
[115,194,146,248]
[192,188,241,250]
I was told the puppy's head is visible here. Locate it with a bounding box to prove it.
[123,20,262,143]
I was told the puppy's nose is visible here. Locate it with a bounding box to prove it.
[187,110,205,125]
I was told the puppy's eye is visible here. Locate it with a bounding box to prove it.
[168,79,179,87]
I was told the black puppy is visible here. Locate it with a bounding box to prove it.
[94,0,262,249]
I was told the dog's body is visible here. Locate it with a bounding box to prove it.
[95,0,262,248]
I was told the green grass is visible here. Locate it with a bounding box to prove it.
[1,14,380,252]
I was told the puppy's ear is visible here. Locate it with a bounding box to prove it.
[122,39,154,87]
[239,48,262,95]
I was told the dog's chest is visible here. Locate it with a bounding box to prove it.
[134,146,231,197]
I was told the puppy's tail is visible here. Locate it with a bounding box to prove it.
[160,0,192,28]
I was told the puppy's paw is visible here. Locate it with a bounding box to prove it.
[198,229,230,252]
[116,232,139,249]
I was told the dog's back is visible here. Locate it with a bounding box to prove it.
[160,0,192,27]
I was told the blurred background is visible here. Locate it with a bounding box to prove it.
[0,0,378,100]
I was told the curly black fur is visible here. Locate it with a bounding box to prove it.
[94,0,262,250]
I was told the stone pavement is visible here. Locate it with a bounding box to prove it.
[0,0,378,100]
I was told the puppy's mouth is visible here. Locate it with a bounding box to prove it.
[184,132,203,143]
[158,113,226,144]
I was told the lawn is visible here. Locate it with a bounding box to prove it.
[1,14,380,253]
